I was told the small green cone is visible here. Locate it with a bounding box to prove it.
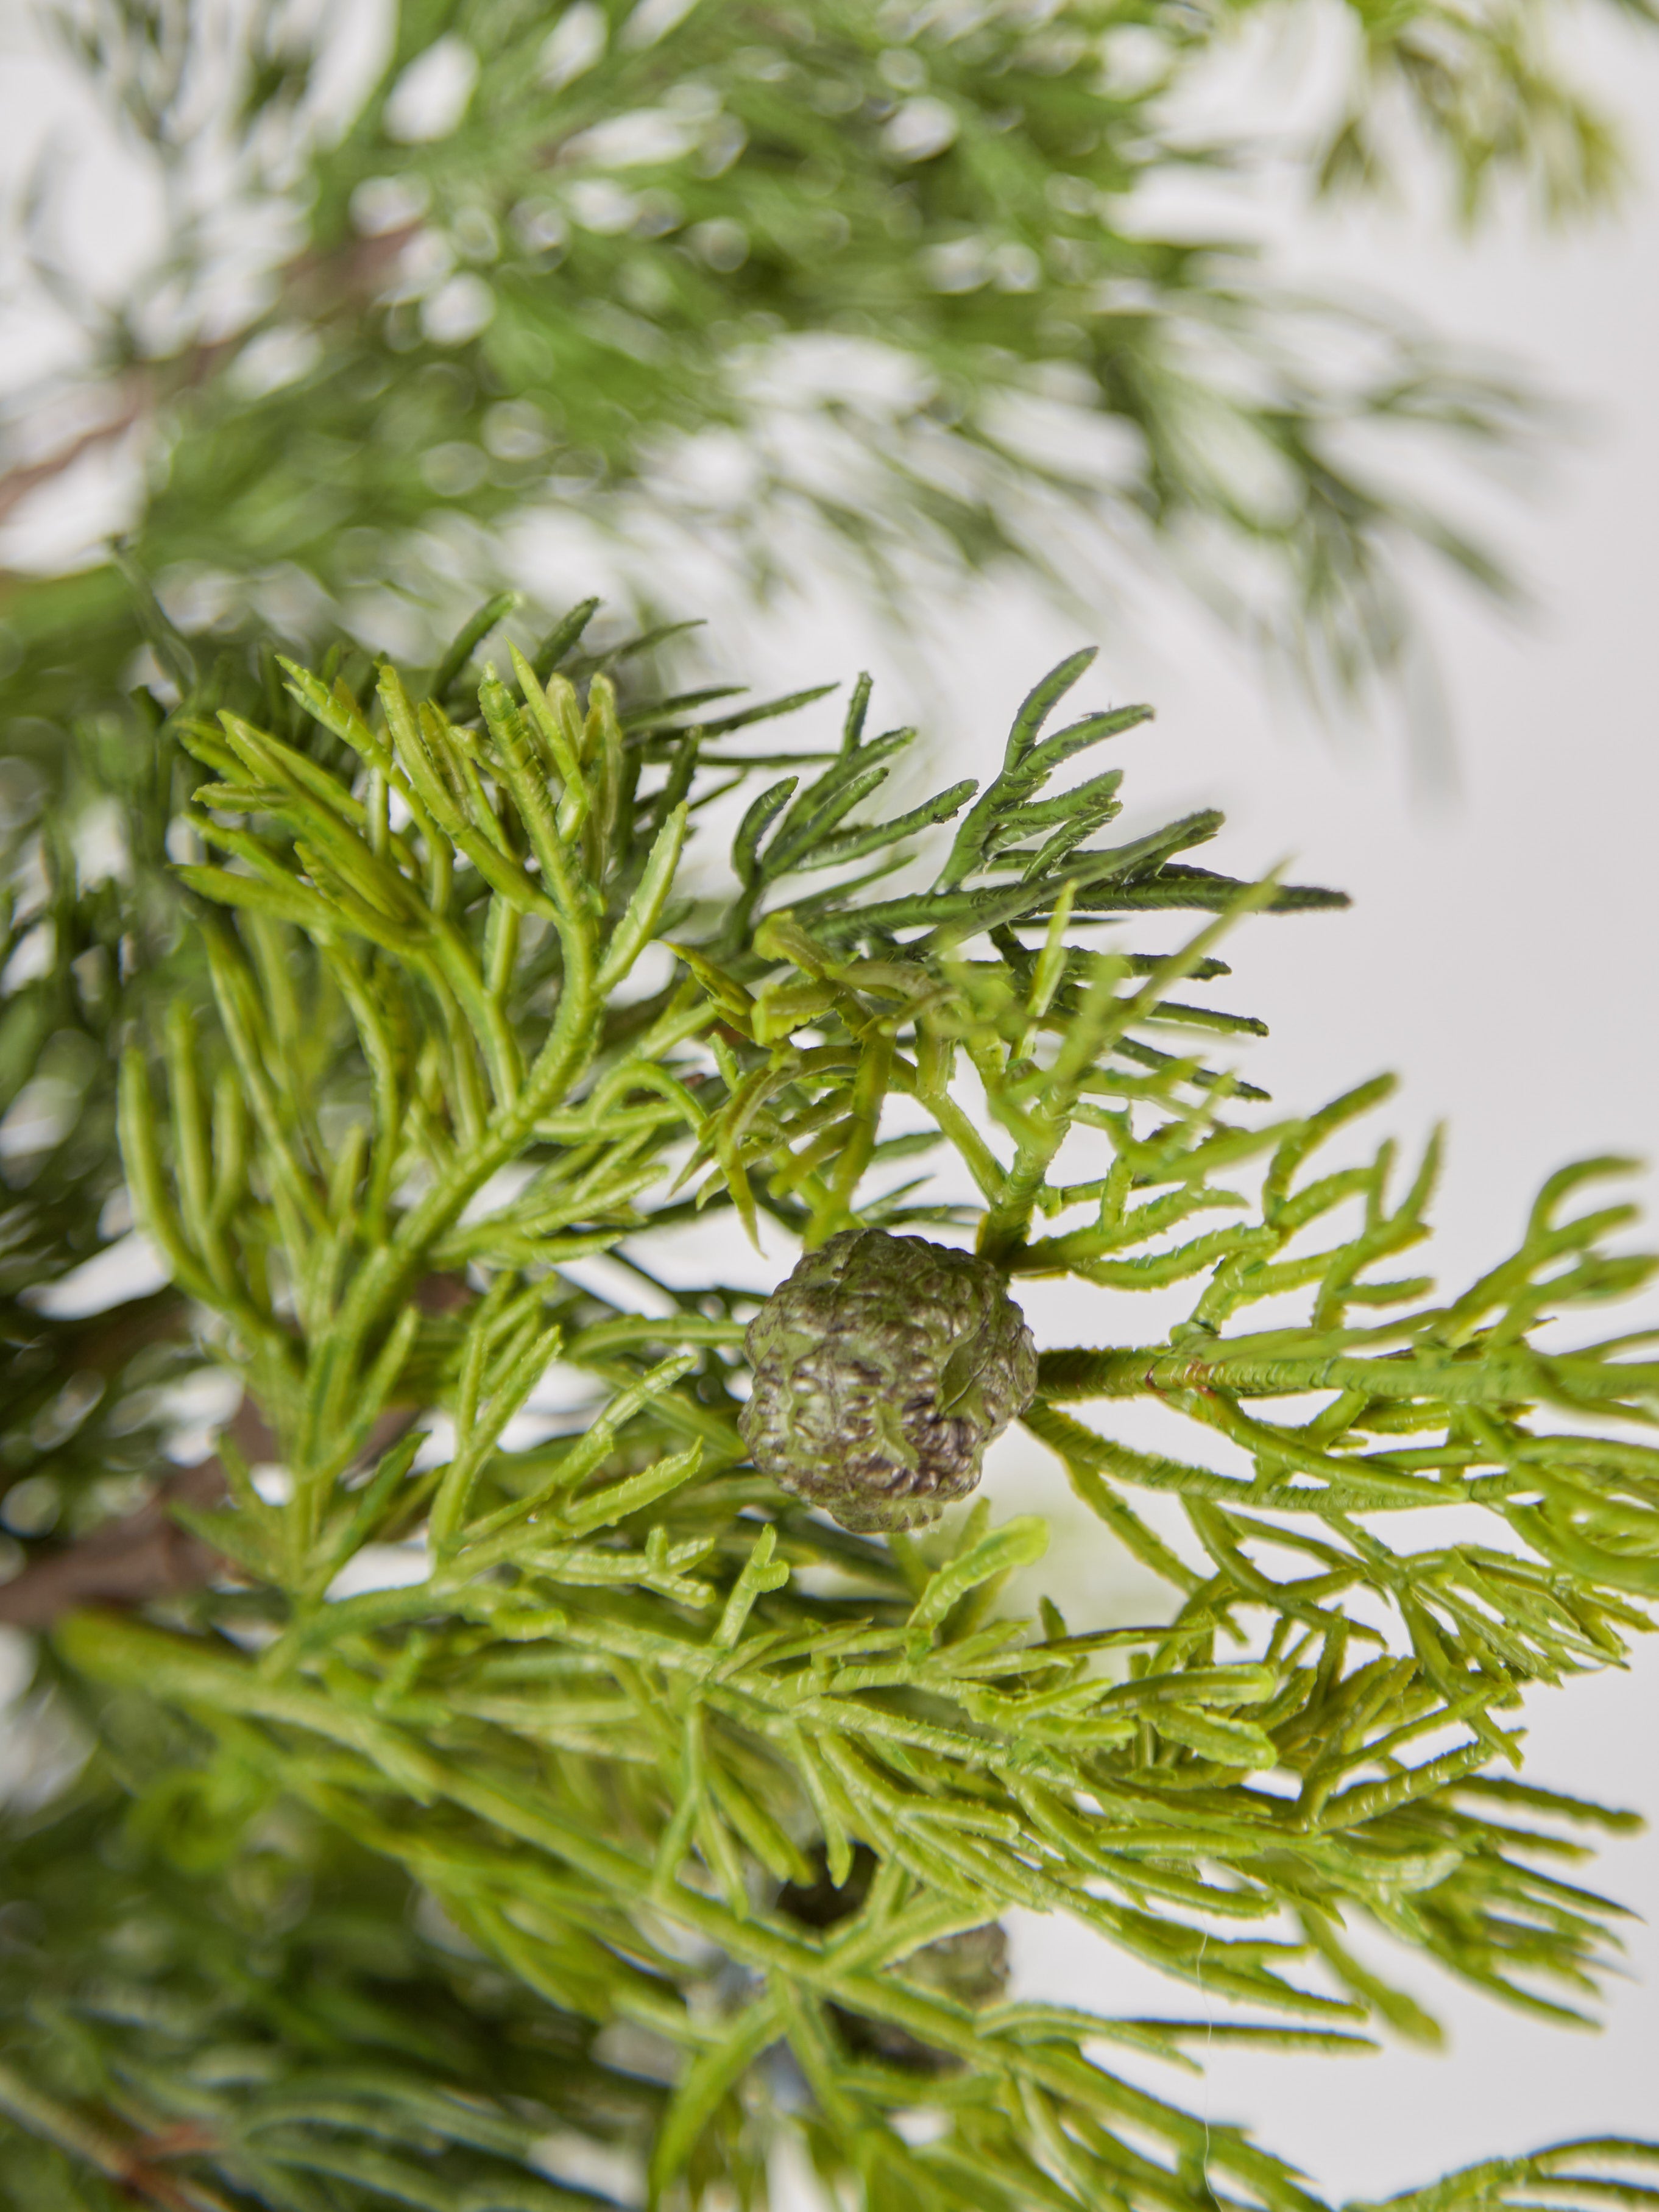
[740,1227,1038,1533]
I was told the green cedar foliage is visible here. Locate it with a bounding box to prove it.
[2,0,1645,754]
[1,598,1655,2209]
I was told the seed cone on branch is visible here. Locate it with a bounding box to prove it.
[739,1229,1038,1533]
[779,1845,1010,2073]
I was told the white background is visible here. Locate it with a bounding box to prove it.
[1,2,1655,2199]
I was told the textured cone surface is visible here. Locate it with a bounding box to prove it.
[740,1228,1038,1532]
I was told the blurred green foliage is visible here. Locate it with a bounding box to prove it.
[5,0,1644,749]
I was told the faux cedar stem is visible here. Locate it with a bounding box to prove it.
[0,2056,232,2211]
[0,1401,426,1629]
[0,221,419,532]
[0,1452,233,1630]
[0,1276,469,1628]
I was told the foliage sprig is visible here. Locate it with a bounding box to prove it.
[0,596,1653,2210]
